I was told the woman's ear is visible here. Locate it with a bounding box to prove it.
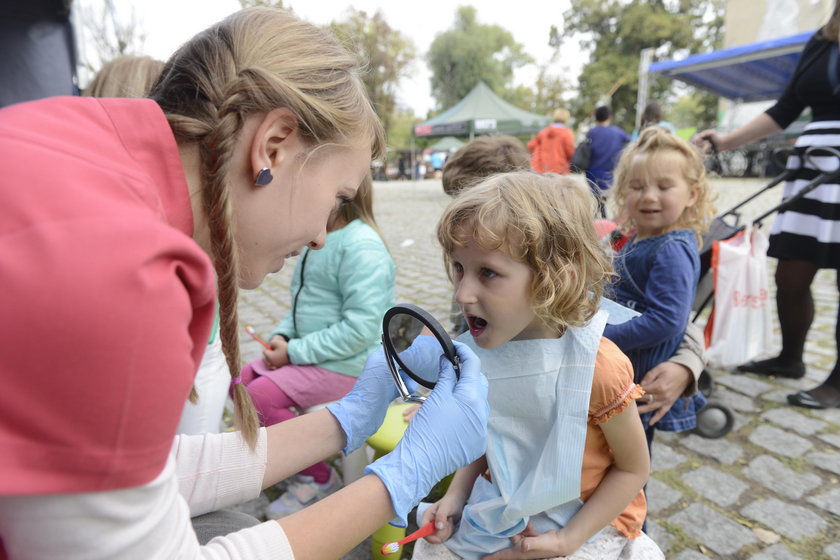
[249,107,299,184]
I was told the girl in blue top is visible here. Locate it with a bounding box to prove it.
[604,127,715,449]
[240,172,396,517]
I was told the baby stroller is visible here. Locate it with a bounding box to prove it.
[691,144,840,438]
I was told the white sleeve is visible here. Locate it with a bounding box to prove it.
[174,428,268,517]
[0,429,294,560]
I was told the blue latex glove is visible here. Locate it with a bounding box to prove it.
[326,345,418,455]
[365,340,489,526]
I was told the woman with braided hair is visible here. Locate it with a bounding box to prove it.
[0,8,489,559]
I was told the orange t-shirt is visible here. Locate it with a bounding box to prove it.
[581,338,647,538]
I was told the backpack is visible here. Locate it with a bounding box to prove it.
[570,137,592,173]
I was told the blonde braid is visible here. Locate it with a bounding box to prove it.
[200,91,260,446]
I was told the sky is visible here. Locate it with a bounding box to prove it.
[75,0,581,117]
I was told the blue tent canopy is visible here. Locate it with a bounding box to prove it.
[649,31,813,101]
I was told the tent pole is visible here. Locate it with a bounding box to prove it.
[635,48,653,132]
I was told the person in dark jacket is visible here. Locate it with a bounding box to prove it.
[585,106,630,217]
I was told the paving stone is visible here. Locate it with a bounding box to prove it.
[671,550,709,560]
[748,425,812,458]
[651,442,687,471]
[715,373,775,397]
[760,407,828,435]
[681,466,748,506]
[812,407,840,424]
[806,450,840,476]
[818,432,840,449]
[644,520,673,555]
[743,454,822,500]
[671,503,757,556]
[805,343,837,359]
[825,541,840,560]
[751,544,804,560]
[775,374,816,391]
[762,389,792,405]
[646,477,683,513]
[711,387,757,412]
[679,433,744,465]
[729,409,750,433]
[654,430,677,443]
[806,487,840,516]
[741,498,827,540]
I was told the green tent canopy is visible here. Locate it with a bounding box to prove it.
[413,81,550,139]
[427,136,465,152]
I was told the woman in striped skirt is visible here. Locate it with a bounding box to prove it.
[694,1,840,409]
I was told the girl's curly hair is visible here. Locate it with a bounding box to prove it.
[438,172,614,332]
[611,126,716,245]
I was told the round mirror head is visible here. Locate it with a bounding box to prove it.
[382,303,460,402]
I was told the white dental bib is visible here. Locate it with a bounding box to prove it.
[419,310,608,559]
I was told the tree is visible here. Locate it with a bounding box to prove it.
[78,0,147,80]
[426,6,533,111]
[670,92,717,130]
[386,108,421,152]
[561,0,724,131]
[329,8,416,137]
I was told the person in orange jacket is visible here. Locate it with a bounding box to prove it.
[528,108,575,174]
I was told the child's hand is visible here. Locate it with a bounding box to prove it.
[263,335,290,370]
[402,404,421,423]
[419,495,466,544]
[482,523,583,560]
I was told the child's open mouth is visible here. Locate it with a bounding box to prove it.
[466,314,488,337]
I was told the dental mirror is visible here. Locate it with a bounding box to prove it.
[382,303,460,403]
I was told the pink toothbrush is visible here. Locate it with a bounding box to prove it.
[244,325,272,350]
[380,522,436,556]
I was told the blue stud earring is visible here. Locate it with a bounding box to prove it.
[254,167,274,186]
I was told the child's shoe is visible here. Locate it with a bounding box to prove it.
[266,468,342,519]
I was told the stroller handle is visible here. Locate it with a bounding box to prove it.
[751,145,840,227]
[715,146,799,223]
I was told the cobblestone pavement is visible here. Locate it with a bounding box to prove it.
[237,177,840,560]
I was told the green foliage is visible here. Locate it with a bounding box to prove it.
[387,108,422,150]
[426,6,533,110]
[530,68,571,118]
[329,9,417,137]
[670,92,717,129]
[562,0,724,130]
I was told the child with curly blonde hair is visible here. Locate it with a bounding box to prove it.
[414,172,663,559]
[604,127,716,448]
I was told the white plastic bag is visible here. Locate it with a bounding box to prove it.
[704,225,773,368]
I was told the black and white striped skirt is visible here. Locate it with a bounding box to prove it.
[768,120,840,269]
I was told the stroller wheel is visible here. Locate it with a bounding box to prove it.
[694,402,735,439]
